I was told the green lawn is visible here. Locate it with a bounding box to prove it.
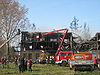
[0,63,100,75]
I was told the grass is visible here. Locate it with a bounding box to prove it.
[0,63,100,75]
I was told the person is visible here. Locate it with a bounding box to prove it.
[24,58,27,71]
[18,56,25,72]
[27,58,32,71]
[50,56,55,64]
[1,57,5,68]
[97,57,100,67]
[94,57,97,68]
[1,57,7,68]
[14,57,18,66]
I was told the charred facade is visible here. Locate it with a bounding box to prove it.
[20,31,73,55]
[89,33,100,58]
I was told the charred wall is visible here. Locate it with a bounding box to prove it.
[20,32,73,55]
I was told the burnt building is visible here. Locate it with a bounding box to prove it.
[20,31,73,60]
[78,33,100,58]
[89,33,100,58]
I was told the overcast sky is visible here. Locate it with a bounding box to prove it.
[18,0,100,35]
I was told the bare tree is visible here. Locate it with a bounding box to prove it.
[81,22,91,41]
[0,0,29,57]
[70,16,83,43]
[70,16,81,31]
